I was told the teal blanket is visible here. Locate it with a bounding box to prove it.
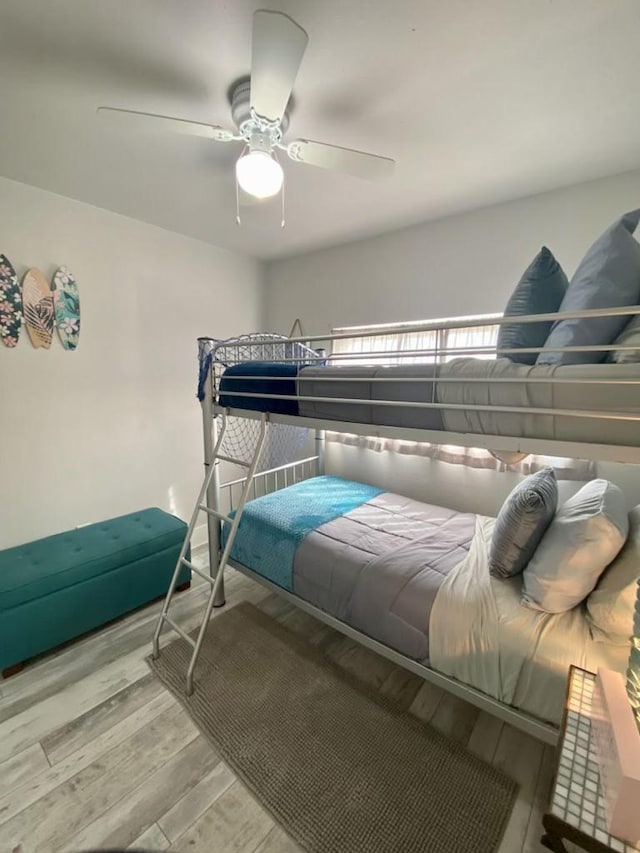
[223,475,383,591]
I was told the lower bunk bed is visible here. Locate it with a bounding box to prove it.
[221,474,631,741]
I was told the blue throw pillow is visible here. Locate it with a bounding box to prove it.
[489,468,558,579]
[497,247,568,365]
[537,210,640,365]
[607,313,640,363]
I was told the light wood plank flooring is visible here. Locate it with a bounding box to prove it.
[0,554,574,853]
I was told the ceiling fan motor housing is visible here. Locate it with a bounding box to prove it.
[248,128,275,155]
[229,78,290,144]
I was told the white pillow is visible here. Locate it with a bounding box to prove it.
[521,479,629,613]
[586,505,640,644]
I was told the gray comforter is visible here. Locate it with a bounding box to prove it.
[297,358,640,446]
[293,491,476,662]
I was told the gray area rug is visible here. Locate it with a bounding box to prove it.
[149,602,517,853]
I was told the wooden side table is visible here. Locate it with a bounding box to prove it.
[542,666,639,853]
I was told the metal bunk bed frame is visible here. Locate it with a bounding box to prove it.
[152,307,640,745]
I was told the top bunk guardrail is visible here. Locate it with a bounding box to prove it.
[196,306,640,464]
[202,306,640,363]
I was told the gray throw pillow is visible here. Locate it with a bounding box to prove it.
[587,505,640,644]
[607,313,640,363]
[489,467,558,579]
[497,247,568,365]
[521,479,629,613]
[538,210,640,365]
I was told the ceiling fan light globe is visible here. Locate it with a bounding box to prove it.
[236,151,283,199]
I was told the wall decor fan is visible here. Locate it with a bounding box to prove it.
[98,10,395,224]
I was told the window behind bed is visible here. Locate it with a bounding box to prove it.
[331,315,500,365]
[328,315,594,481]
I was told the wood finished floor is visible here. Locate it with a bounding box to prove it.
[0,554,576,853]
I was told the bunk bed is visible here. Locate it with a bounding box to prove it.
[153,307,640,745]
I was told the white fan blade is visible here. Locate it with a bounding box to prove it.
[97,107,236,141]
[287,139,395,180]
[250,11,308,123]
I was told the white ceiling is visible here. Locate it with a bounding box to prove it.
[1,0,639,260]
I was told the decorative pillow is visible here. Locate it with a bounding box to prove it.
[607,313,640,363]
[586,505,640,644]
[489,467,558,579]
[521,479,629,613]
[497,247,568,365]
[537,210,640,365]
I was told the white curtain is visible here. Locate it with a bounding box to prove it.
[328,317,595,482]
[331,316,499,365]
[441,322,499,361]
[332,329,438,365]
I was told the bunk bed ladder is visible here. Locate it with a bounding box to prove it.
[151,412,269,695]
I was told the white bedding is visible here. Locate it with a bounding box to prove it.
[429,516,630,725]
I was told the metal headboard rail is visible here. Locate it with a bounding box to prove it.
[220,455,320,512]
[201,310,640,369]
[201,307,640,351]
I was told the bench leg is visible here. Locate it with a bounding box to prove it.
[176,581,191,593]
[2,661,25,679]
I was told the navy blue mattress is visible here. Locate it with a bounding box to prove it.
[219,362,301,414]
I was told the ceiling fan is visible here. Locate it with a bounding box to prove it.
[98,10,395,215]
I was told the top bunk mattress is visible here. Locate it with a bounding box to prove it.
[218,358,639,447]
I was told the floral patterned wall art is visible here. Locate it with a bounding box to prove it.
[0,254,22,348]
[52,266,80,350]
[0,256,80,351]
[22,268,54,348]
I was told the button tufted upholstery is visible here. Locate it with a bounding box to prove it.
[0,508,187,611]
[0,508,190,671]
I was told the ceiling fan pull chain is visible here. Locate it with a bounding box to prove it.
[235,144,249,225]
[273,147,285,228]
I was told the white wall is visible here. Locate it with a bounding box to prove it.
[0,177,262,549]
[265,168,640,508]
[265,168,640,334]
[329,444,640,517]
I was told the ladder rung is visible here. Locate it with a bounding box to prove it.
[198,504,234,525]
[181,558,215,585]
[162,616,196,647]
[217,454,251,467]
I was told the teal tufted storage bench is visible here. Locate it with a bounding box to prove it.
[0,507,190,675]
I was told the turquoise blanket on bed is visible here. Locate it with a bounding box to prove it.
[222,475,383,591]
